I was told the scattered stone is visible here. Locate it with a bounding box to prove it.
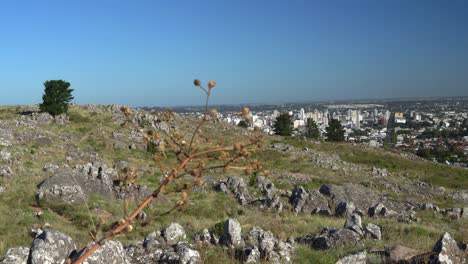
[163,223,186,246]
[452,190,468,203]
[0,166,13,178]
[270,143,293,151]
[42,164,60,173]
[0,150,11,162]
[364,223,381,240]
[335,250,367,264]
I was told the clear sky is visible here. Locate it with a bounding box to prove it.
[0,0,467,106]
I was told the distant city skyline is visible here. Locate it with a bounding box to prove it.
[1,0,467,107]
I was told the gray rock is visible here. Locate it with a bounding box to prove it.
[335,250,367,264]
[385,245,420,262]
[216,176,251,205]
[29,230,76,264]
[256,176,277,198]
[74,240,130,264]
[364,223,381,240]
[0,166,13,178]
[344,214,363,236]
[0,247,29,264]
[175,242,200,264]
[320,184,380,213]
[0,150,11,162]
[270,143,293,151]
[299,228,362,250]
[42,164,60,173]
[220,219,244,248]
[241,247,260,263]
[432,232,466,264]
[290,186,329,214]
[335,201,356,217]
[452,190,468,203]
[163,223,186,246]
[246,227,276,258]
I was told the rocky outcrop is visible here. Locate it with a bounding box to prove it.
[289,186,330,214]
[216,176,251,205]
[297,214,381,250]
[36,161,151,205]
[319,184,379,214]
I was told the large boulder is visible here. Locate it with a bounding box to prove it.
[28,230,76,264]
[37,162,120,205]
[290,186,330,214]
[73,240,129,264]
[0,247,29,264]
[431,232,466,264]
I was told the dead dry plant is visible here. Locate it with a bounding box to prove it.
[70,79,265,264]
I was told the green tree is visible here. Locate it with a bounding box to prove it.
[273,113,293,136]
[325,119,345,141]
[237,120,249,128]
[305,118,320,139]
[39,80,74,116]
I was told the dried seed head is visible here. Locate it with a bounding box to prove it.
[194,178,204,186]
[234,143,242,151]
[208,80,216,89]
[194,79,201,86]
[126,224,133,232]
[118,219,126,225]
[158,145,166,152]
[242,107,250,116]
[155,133,161,140]
[210,108,218,116]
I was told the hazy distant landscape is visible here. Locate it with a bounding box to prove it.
[1,1,467,264]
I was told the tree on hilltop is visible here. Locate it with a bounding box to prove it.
[305,118,320,139]
[39,80,74,116]
[273,113,293,136]
[326,119,345,141]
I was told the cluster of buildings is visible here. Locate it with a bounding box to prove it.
[176,99,468,167]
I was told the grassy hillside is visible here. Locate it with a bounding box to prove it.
[0,105,466,263]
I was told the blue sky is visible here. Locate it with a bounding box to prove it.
[0,0,467,106]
